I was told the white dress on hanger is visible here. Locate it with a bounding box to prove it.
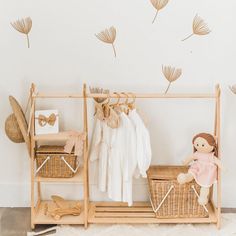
[108,112,137,206]
[129,109,152,178]
[90,118,102,162]
[90,118,113,192]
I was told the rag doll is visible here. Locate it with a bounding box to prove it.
[177,133,222,205]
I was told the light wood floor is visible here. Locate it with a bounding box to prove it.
[0,208,235,236]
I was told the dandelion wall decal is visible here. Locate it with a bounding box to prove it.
[95,26,117,57]
[11,17,32,48]
[162,65,182,94]
[150,0,169,24]
[182,14,210,41]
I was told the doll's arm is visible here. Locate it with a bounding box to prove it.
[182,155,196,166]
[213,156,223,169]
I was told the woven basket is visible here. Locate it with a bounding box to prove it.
[147,166,209,218]
[36,146,79,178]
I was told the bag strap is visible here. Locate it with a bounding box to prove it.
[149,185,174,213]
[61,156,80,173]
[191,185,209,213]
[36,156,51,173]
[35,155,80,174]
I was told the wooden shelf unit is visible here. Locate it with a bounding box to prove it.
[29,83,221,229]
[29,84,89,229]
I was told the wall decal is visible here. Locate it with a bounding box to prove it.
[11,17,32,48]
[150,0,169,24]
[95,26,117,57]
[162,65,182,94]
[182,14,210,41]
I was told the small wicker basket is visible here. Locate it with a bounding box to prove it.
[147,166,209,218]
[36,146,79,178]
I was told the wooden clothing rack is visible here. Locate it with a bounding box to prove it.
[29,84,221,229]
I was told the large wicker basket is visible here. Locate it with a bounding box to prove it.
[36,146,79,178]
[147,166,209,218]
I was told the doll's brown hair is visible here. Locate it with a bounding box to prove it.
[192,133,218,157]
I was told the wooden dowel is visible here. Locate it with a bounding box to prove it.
[88,93,216,99]
[34,93,83,98]
[33,93,216,99]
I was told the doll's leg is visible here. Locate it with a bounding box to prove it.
[198,187,210,205]
[177,172,194,184]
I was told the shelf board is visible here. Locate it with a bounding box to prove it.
[33,132,71,141]
[35,167,84,183]
[88,201,218,224]
[34,200,84,225]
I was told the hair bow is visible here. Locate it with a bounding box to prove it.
[36,113,57,127]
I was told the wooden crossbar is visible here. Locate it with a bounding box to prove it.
[33,93,217,99]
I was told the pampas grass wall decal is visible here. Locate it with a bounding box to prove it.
[150,0,169,24]
[95,26,117,57]
[182,14,210,41]
[11,17,32,48]
[162,65,182,94]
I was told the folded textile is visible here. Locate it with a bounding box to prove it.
[64,131,86,156]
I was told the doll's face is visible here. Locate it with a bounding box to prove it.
[193,137,214,153]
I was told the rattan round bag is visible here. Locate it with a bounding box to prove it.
[5,96,30,155]
[5,113,24,143]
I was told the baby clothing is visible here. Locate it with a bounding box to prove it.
[90,109,152,206]
[90,118,114,192]
[108,112,137,206]
[129,109,152,178]
[189,151,217,187]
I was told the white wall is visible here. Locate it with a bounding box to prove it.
[0,0,236,207]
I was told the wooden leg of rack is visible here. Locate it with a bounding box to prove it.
[83,83,89,229]
[30,84,36,230]
[31,156,35,229]
[216,177,221,229]
[216,85,221,230]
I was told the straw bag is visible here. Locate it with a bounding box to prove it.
[147,166,209,218]
[5,114,24,143]
[5,96,31,155]
[36,146,79,178]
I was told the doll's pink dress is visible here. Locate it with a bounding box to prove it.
[188,151,217,187]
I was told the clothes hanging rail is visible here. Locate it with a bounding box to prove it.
[33,92,217,99]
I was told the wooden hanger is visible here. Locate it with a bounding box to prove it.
[128,92,136,110]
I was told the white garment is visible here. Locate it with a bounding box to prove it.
[90,110,150,206]
[89,118,102,162]
[108,112,137,206]
[129,109,152,178]
[90,118,113,192]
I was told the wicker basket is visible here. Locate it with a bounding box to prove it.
[147,166,209,218]
[36,146,79,178]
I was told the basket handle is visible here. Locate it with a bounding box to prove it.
[36,156,51,174]
[191,185,209,213]
[61,156,80,173]
[149,185,174,213]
